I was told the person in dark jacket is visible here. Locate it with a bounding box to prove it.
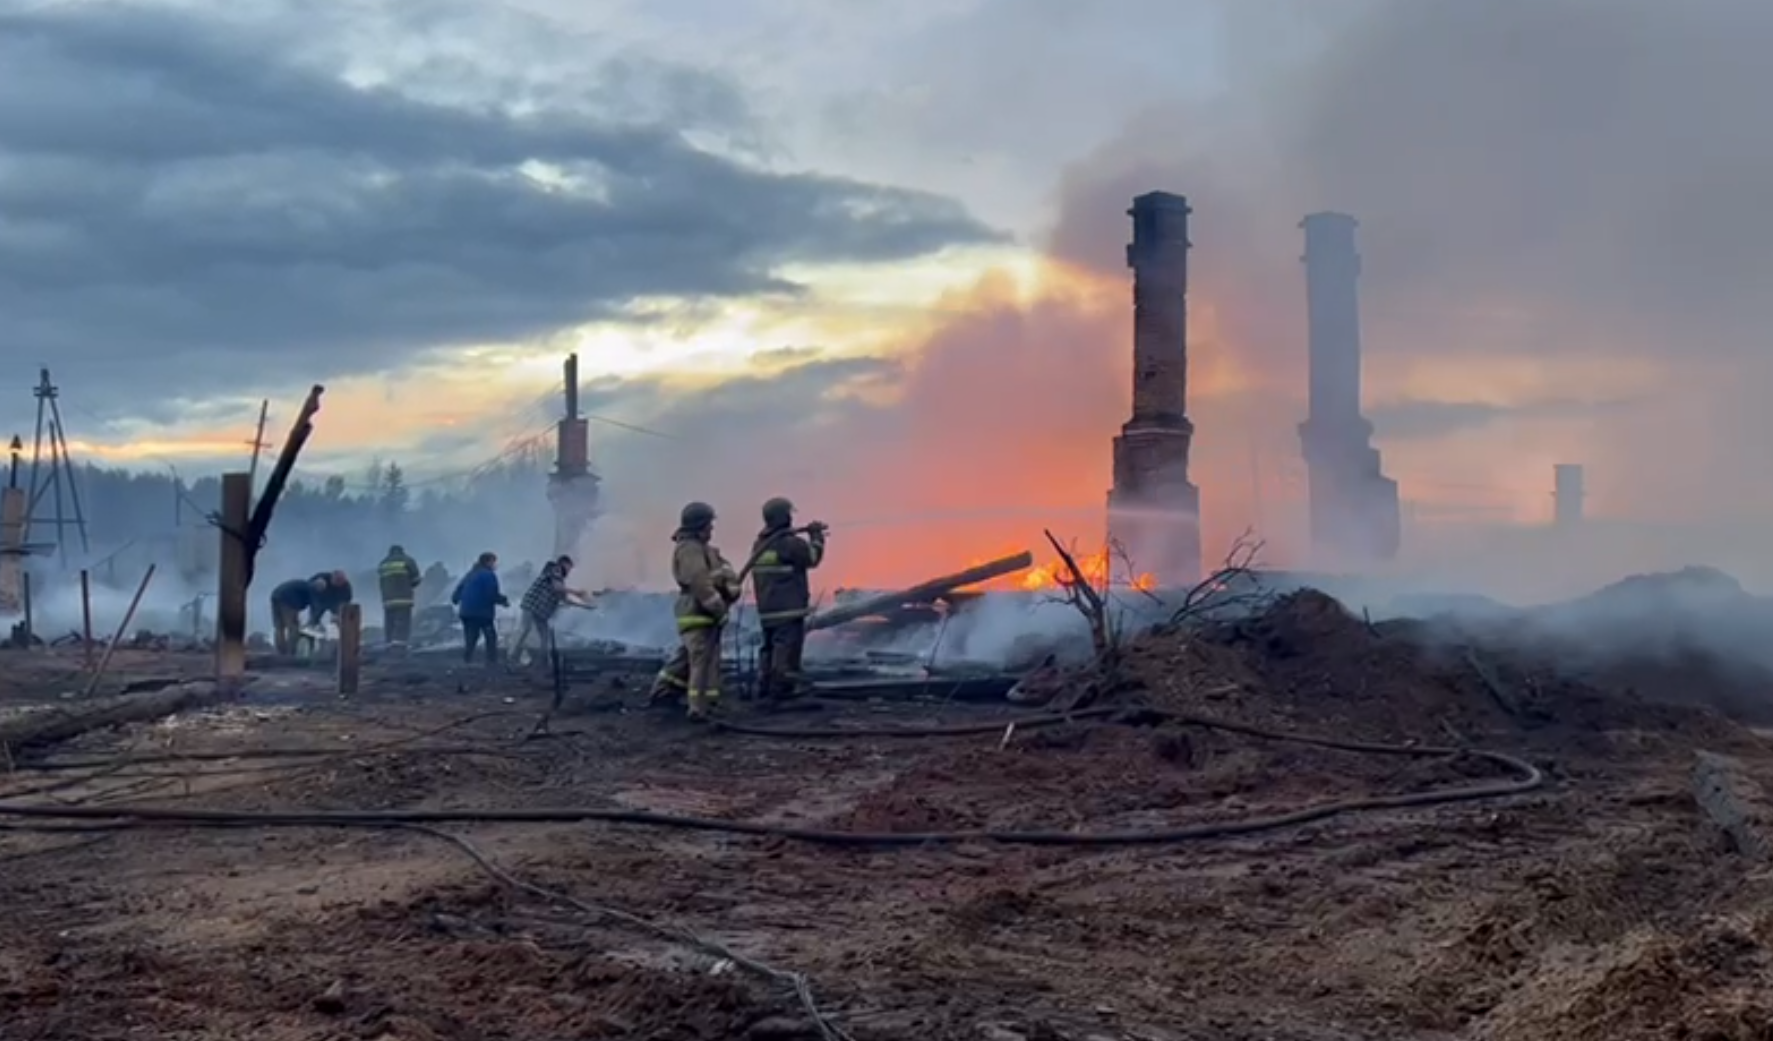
[748,497,826,703]
[377,545,422,645]
[450,552,507,665]
[269,575,326,654]
[310,570,353,623]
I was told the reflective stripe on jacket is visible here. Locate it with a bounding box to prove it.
[672,531,734,632]
[749,526,823,624]
[377,553,420,606]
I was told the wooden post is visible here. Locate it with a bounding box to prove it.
[84,564,154,698]
[216,473,252,689]
[79,569,93,668]
[336,602,362,695]
[0,484,23,614]
[19,570,31,648]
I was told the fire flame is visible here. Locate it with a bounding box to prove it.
[973,548,1157,593]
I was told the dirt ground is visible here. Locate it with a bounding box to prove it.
[4,596,1773,1041]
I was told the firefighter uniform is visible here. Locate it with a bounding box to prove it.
[650,502,737,719]
[750,497,825,703]
[377,544,421,645]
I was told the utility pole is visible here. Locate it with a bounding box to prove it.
[26,368,89,564]
[1248,439,1266,538]
[246,399,269,488]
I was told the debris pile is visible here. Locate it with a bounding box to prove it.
[1104,589,1756,756]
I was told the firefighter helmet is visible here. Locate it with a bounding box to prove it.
[761,497,794,527]
[680,501,716,529]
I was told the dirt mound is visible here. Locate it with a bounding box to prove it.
[1118,589,1754,753]
[1498,565,1773,724]
[1480,914,1773,1041]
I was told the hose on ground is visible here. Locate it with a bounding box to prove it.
[0,709,1544,847]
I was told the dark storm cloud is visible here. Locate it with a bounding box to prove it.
[0,1,999,418]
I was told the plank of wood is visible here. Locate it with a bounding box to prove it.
[0,681,230,758]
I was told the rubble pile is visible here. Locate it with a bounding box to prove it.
[1459,566,1773,725]
[1113,589,1756,755]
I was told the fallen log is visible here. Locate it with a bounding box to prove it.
[0,681,232,759]
[806,551,1033,633]
[1693,751,1773,860]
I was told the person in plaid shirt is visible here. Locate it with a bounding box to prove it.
[512,555,585,665]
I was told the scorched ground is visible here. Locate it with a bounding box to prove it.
[3,596,1772,1041]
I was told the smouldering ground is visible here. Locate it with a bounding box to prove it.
[1,650,1771,1041]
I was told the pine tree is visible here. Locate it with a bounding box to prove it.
[380,461,410,517]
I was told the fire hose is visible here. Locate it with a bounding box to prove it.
[0,708,1543,847]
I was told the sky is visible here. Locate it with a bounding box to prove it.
[5,0,1773,593]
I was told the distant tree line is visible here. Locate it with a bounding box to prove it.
[35,445,558,590]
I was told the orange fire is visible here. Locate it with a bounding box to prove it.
[972,548,1156,593]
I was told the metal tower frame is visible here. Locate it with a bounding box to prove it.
[26,367,90,564]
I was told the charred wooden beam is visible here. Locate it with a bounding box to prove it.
[0,681,228,759]
[806,551,1033,632]
[242,385,323,587]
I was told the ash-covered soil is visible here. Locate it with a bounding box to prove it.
[3,591,1773,1041]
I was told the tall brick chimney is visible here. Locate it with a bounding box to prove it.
[1107,191,1201,586]
[1296,212,1399,567]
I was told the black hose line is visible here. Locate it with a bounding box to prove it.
[0,709,1545,848]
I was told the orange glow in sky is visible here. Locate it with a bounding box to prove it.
[52,246,1644,591]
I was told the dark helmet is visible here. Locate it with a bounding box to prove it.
[680,501,716,529]
[388,544,404,556]
[761,497,794,527]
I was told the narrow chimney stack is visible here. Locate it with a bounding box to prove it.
[1296,212,1400,568]
[1107,191,1201,586]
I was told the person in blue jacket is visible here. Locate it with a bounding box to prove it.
[450,551,508,665]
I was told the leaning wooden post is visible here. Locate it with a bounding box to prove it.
[84,564,155,698]
[79,569,93,669]
[336,602,362,695]
[216,473,252,690]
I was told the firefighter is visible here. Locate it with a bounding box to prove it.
[651,502,738,719]
[749,497,826,704]
[377,544,421,646]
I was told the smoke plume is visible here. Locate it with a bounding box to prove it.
[576,0,1773,604]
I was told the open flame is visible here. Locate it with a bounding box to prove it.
[971,548,1157,593]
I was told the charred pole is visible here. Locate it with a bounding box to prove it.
[548,353,601,558]
[1107,191,1201,586]
[1296,213,1399,566]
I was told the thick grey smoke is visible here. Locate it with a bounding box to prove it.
[1027,0,1773,594]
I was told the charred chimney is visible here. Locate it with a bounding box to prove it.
[1107,191,1201,586]
[1296,212,1399,566]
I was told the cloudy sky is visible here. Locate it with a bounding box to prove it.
[4,0,1772,584]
